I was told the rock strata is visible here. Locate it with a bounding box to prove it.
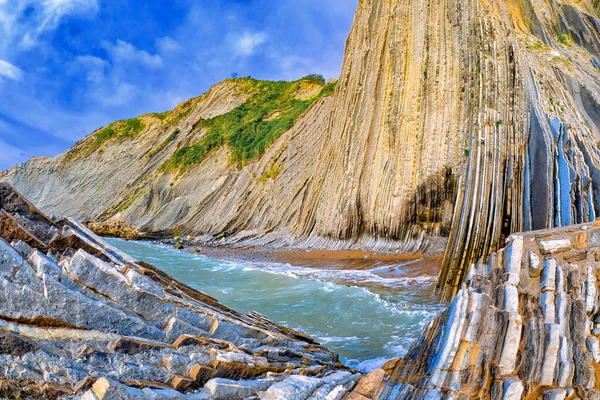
[2,0,600,303]
[0,183,360,399]
[348,221,600,399]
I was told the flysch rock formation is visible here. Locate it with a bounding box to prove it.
[2,0,600,304]
[0,78,337,250]
[0,183,362,399]
[347,220,600,399]
[299,0,600,302]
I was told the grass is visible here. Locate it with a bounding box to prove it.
[557,33,570,45]
[95,118,145,146]
[167,107,193,126]
[117,190,147,213]
[526,40,548,51]
[148,101,194,126]
[258,162,282,183]
[64,118,146,162]
[148,130,179,158]
[161,77,337,173]
[150,111,171,120]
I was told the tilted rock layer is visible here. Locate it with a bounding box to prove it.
[2,0,600,301]
[0,183,361,399]
[349,221,600,399]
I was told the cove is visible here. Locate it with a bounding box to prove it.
[108,238,444,372]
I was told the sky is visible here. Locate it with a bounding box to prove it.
[0,0,358,171]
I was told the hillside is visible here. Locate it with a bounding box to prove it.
[1,77,337,246]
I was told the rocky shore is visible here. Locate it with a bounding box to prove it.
[351,221,600,399]
[0,183,361,399]
[5,176,600,399]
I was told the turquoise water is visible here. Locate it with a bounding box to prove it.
[108,239,443,372]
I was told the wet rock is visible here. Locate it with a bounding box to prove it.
[201,377,272,399]
[262,375,322,400]
[0,185,353,398]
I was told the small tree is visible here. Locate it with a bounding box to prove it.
[231,72,239,79]
[301,74,325,85]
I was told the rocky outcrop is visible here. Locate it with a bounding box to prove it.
[2,0,600,304]
[348,220,600,399]
[0,183,360,399]
[295,0,600,302]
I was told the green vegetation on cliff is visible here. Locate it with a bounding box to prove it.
[95,118,145,145]
[148,130,179,158]
[160,77,336,173]
[64,118,146,162]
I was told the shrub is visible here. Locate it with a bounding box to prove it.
[557,33,569,45]
[301,74,326,85]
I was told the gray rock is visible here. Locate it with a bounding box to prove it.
[202,378,273,399]
[502,378,524,400]
[538,239,572,255]
[261,375,322,400]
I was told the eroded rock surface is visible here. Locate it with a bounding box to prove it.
[350,221,600,399]
[0,183,360,399]
[2,0,600,303]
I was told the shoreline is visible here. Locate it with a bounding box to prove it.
[176,242,443,281]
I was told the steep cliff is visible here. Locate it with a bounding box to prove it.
[346,222,600,399]
[296,0,600,301]
[1,78,336,247]
[3,0,600,301]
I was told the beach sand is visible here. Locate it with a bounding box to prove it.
[185,245,442,280]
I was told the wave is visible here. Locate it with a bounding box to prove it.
[233,259,438,291]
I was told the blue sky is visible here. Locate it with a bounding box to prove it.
[0,0,357,171]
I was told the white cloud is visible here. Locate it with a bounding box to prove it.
[233,32,267,56]
[69,55,109,82]
[101,40,163,68]
[0,0,99,51]
[91,81,137,107]
[156,36,181,54]
[0,59,23,80]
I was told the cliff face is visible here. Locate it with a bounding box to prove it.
[2,0,600,298]
[297,0,600,301]
[0,78,336,247]
[347,222,600,399]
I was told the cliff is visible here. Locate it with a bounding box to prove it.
[348,220,600,399]
[300,0,600,302]
[0,78,337,250]
[0,183,361,398]
[2,0,600,302]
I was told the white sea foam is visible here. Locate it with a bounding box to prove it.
[222,259,437,291]
[345,357,391,373]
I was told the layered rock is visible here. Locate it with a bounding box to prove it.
[294,0,600,301]
[0,183,360,399]
[0,78,337,250]
[349,221,600,399]
[2,0,600,305]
